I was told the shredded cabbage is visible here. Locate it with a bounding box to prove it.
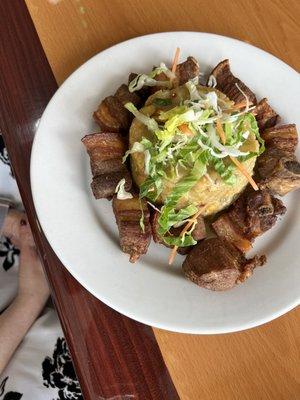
[150,62,175,80]
[207,75,217,88]
[159,204,198,232]
[147,201,161,212]
[139,198,145,233]
[125,102,159,132]
[205,91,219,114]
[213,159,236,185]
[128,63,175,93]
[159,106,188,121]
[144,150,151,175]
[163,234,197,247]
[122,141,145,163]
[235,83,249,111]
[186,81,201,101]
[208,125,249,157]
[156,153,209,240]
[115,179,133,200]
[129,74,170,92]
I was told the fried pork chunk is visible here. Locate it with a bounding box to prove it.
[183,238,266,291]
[258,152,300,196]
[261,124,298,153]
[113,196,151,262]
[256,124,300,196]
[212,190,286,252]
[176,56,200,85]
[254,98,279,131]
[93,84,142,133]
[82,132,132,199]
[82,132,126,176]
[209,59,257,106]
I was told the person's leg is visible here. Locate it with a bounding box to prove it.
[0,222,49,374]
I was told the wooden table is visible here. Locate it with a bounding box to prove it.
[1,1,299,399]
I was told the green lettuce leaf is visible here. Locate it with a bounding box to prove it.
[153,98,172,106]
[213,158,236,185]
[159,106,188,121]
[163,234,197,247]
[158,204,198,234]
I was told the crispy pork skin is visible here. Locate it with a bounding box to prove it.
[254,98,279,131]
[93,84,142,133]
[176,56,200,85]
[82,132,126,176]
[82,132,132,199]
[209,59,257,106]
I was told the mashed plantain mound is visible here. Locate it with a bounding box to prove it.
[129,85,259,216]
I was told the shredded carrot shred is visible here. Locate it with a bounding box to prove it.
[179,123,194,136]
[216,119,226,144]
[170,47,180,83]
[180,207,206,237]
[168,205,207,265]
[232,101,253,110]
[168,246,179,265]
[229,156,259,191]
[215,120,259,191]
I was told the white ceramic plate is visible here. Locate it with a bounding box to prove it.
[31,32,300,334]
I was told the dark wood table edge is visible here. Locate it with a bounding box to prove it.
[0,1,179,399]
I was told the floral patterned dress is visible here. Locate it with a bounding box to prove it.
[0,136,83,400]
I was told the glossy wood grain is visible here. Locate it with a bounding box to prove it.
[0,2,179,399]
[23,0,300,399]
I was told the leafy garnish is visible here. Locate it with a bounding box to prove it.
[125,102,158,131]
[153,98,172,106]
[213,158,236,185]
[158,204,198,235]
[163,234,197,247]
[139,198,145,233]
